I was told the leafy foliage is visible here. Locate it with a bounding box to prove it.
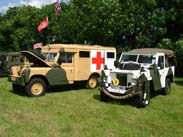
[0,0,182,75]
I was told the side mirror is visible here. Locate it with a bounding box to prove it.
[53,52,62,66]
[55,48,65,65]
[57,56,62,65]
[59,48,64,53]
[149,64,154,69]
[140,66,145,72]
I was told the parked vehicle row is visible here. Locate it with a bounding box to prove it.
[2,45,176,108]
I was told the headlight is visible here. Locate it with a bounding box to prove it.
[112,78,119,86]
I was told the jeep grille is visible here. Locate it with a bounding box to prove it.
[117,74,127,86]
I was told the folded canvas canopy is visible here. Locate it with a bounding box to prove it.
[126,48,175,57]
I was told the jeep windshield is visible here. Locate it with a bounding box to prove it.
[120,54,155,64]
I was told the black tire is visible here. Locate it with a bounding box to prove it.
[136,81,151,108]
[162,78,171,95]
[100,91,111,102]
[25,78,46,97]
[12,84,24,92]
[86,75,99,89]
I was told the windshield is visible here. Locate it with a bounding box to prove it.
[120,55,138,62]
[120,54,155,64]
[42,53,57,61]
[138,55,154,64]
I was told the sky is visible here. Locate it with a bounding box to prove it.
[0,0,66,13]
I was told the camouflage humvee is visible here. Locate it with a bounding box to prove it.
[99,48,176,108]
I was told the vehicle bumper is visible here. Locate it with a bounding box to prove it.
[98,85,140,100]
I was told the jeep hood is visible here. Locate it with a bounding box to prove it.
[111,68,140,74]
[21,51,51,67]
[109,68,141,79]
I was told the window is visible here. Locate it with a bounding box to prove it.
[107,52,115,58]
[158,56,164,69]
[120,55,138,63]
[79,51,90,58]
[138,55,154,64]
[165,56,170,67]
[60,53,73,63]
[42,53,57,61]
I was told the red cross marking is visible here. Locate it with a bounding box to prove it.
[92,52,104,70]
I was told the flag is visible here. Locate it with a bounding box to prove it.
[55,0,61,16]
[37,16,49,32]
[33,43,43,49]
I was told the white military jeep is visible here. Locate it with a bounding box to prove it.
[99,48,175,108]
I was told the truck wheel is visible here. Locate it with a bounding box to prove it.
[162,78,171,95]
[100,91,111,102]
[86,75,99,89]
[12,84,24,92]
[25,78,46,97]
[137,81,151,108]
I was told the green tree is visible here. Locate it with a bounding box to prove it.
[0,6,40,51]
[0,0,182,76]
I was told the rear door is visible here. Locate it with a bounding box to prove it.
[91,50,105,72]
[104,51,116,69]
[150,54,165,91]
[157,55,166,88]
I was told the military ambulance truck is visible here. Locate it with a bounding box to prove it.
[8,44,116,97]
[99,48,175,108]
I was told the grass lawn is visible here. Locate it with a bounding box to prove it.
[0,77,183,137]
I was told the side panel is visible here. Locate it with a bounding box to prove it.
[30,68,69,85]
[90,50,116,71]
[91,50,105,72]
[60,64,74,84]
[46,68,69,85]
[75,52,91,81]
[104,51,116,69]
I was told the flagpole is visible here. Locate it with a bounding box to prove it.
[55,0,61,20]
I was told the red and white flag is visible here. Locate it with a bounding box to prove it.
[33,43,43,49]
[55,0,61,16]
[37,16,49,32]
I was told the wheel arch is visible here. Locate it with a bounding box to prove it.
[29,75,49,86]
[86,72,101,89]
[88,72,100,80]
